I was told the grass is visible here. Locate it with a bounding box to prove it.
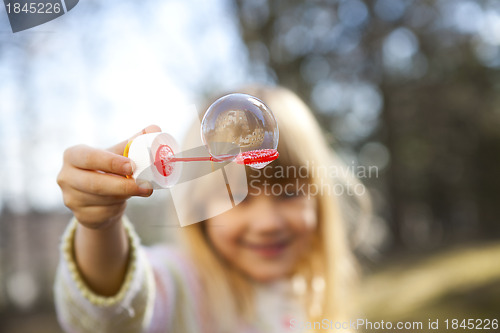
[359,242,500,332]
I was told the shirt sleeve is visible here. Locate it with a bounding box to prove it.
[53,217,156,333]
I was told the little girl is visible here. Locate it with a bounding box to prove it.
[54,86,370,332]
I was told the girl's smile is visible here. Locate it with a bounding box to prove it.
[239,237,292,258]
[206,192,317,282]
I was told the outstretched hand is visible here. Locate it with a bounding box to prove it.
[57,125,161,229]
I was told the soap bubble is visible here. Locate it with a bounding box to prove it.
[201,93,279,169]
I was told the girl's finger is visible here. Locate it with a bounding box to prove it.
[108,124,162,155]
[65,167,152,197]
[65,145,133,176]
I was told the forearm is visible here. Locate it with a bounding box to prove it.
[74,218,130,296]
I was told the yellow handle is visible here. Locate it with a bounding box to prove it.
[123,139,133,178]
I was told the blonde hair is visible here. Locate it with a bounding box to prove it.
[178,85,371,332]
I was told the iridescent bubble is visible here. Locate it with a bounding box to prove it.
[201,93,279,169]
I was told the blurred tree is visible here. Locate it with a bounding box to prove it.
[233,0,500,253]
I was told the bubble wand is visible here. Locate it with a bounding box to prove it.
[124,94,279,189]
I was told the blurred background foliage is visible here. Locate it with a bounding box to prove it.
[1,0,500,331]
[234,0,500,253]
[233,1,500,329]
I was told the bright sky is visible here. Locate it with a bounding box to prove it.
[0,0,250,212]
[1,0,500,213]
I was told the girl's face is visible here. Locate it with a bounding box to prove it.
[205,189,317,282]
